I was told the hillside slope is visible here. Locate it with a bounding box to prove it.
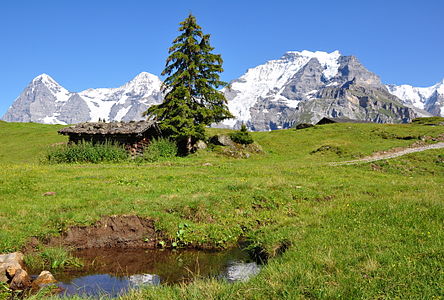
[0,122,443,299]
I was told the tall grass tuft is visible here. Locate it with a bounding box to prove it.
[25,247,83,271]
[45,141,129,164]
[143,138,178,162]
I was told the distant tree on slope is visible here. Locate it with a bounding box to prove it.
[144,14,233,153]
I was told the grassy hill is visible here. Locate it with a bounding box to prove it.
[0,121,443,299]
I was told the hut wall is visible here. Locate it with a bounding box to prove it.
[67,132,155,157]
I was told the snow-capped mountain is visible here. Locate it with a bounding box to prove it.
[2,72,162,124]
[223,50,342,127]
[223,50,418,130]
[3,50,435,130]
[387,79,444,116]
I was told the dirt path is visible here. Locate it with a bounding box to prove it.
[330,142,444,166]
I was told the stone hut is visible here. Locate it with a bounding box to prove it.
[58,120,160,156]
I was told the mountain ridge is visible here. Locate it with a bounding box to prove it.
[2,72,162,124]
[2,50,442,130]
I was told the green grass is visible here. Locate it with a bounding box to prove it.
[45,141,129,164]
[412,116,444,125]
[0,121,443,299]
[24,246,83,271]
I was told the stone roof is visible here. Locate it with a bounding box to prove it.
[58,120,157,135]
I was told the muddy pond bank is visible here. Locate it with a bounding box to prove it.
[18,215,264,297]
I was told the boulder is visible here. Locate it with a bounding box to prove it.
[9,269,31,290]
[209,134,235,147]
[0,252,24,283]
[32,271,57,289]
[194,140,208,151]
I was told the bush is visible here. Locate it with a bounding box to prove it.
[46,141,128,164]
[229,124,254,145]
[143,138,178,162]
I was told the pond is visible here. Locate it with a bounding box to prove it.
[50,247,260,298]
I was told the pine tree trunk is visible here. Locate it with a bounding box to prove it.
[186,136,193,153]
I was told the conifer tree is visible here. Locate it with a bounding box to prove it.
[144,14,233,153]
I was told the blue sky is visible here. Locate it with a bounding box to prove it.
[1,0,443,116]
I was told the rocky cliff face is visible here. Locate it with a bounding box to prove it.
[2,72,162,124]
[222,51,420,130]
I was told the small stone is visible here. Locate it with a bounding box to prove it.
[32,271,57,288]
[202,162,212,166]
[43,192,56,196]
[9,269,31,290]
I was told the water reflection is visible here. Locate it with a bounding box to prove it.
[53,247,260,297]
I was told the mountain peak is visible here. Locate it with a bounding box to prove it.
[32,73,58,85]
[129,72,161,84]
[285,50,341,57]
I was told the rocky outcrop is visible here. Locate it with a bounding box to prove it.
[292,80,416,124]
[0,252,34,291]
[425,90,444,116]
[0,252,24,283]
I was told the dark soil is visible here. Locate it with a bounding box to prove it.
[47,215,162,249]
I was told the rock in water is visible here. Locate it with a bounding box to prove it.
[32,271,57,288]
[9,269,31,290]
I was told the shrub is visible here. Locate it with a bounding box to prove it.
[143,138,178,162]
[45,141,128,164]
[229,124,254,145]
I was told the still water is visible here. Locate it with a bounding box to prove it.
[53,247,260,297]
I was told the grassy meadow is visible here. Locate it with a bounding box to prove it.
[0,120,443,299]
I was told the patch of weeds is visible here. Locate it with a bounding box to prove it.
[411,116,444,126]
[172,223,192,248]
[0,282,11,300]
[371,128,421,140]
[181,205,214,223]
[310,145,344,156]
[45,141,128,164]
[312,195,335,203]
[143,138,178,162]
[25,247,83,271]
[243,237,291,263]
[226,183,250,192]
[116,178,144,187]
[251,195,280,210]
